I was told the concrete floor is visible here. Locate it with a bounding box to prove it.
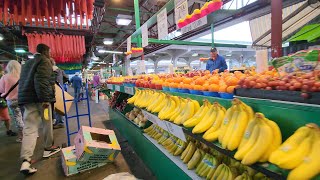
[0,93,155,180]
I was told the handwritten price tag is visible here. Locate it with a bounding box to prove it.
[115,85,120,92]
[107,84,113,90]
[165,121,187,142]
[156,119,169,131]
[124,86,134,95]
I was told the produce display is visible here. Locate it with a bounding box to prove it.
[144,124,271,180]
[125,108,147,128]
[126,89,320,179]
[108,91,120,107]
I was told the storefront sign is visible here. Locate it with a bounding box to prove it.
[124,86,134,95]
[165,121,187,142]
[157,8,168,40]
[181,16,207,34]
[141,24,148,47]
[174,0,188,26]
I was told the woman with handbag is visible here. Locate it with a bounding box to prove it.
[0,60,23,140]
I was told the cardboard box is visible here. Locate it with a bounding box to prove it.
[74,126,121,163]
[61,146,107,176]
[54,84,73,115]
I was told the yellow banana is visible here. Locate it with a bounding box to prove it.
[215,164,226,180]
[174,99,195,125]
[227,104,249,151]
[241,118,273,165]
[187,148,202,169]
[218,103,236,144]
[192,99,201,112]
[183,141,196,164]
[181,141,191,160]
[183,100,210,128]
[269,125,312,166]
[221,104,240,149]
[287,127,320,180]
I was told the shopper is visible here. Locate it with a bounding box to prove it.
[52,63,68,129]
[0,60,23,141]
[70,72,82,101]
[19,44,61,175]
[206,48,228,73]
[93,72,101,102]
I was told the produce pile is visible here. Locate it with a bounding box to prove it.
[127,89,320,179]
[144,124,271,180]
[125,108,147,128]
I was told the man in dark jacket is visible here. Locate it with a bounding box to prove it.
[19,44,61,175]
[70,72,82,101]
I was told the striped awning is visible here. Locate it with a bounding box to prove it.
[250,0,320,47]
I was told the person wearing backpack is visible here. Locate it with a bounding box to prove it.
[0,61,20,138]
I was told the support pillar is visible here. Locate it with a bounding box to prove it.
[271,0,283,58]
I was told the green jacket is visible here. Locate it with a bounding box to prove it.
[18,54,56,105]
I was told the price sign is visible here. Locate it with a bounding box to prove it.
[156,119,169,131]
[142,110,158,125]
[165,121,187,142]
[141,24,148,47]
[181,16,208,34]
[174,0,188,26]
[124,86,134,95]
[107,84,113,90]
[115,85,120,92]
[157,8,168,40]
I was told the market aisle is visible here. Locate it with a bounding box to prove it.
[0,93,154,180]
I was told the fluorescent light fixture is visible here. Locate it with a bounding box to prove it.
[98,49,123,54]
[0,34,3,41]
[226,54,232,57]
[153,54,156,56]
[14,48,26,53]
[192,53,199,57]
[92,61,99,64]
[116,14,132,26]
[28,55,34,59]
[103,38,113,45]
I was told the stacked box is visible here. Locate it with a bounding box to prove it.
[74,126,121,163]
[61,126,121,176]
[61,146,107,176]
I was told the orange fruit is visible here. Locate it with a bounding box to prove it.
[203,84,210,91]
[226,77,239,86]
[208,76,219,84]
[219,85,227,93]
[208,84,219,92]
[226,86,236,94]
[183,78,193,84]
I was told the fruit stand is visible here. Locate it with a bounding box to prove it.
[105,82,320,180]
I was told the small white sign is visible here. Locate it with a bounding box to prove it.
[157,8,168,40]
[141,24,148,47]
[142,110,158,125]
[107,84,113,90]
[174,0,188,26]
[127,36,131,52]
[124,86,134,95]
[165,121,187,142]
[156,119,169,131]
[115,85,120,92]
[181,16,208,34]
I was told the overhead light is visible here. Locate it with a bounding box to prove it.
[192,53,199,57]
[28,55,34,59]
[98,49,123,54]
[153,54,156,56]
[226,54,232,57]
[103,38,113,45]
[92,61,99,64]
[14,48,26,53]
[116,14,132,26]
[97,65,100,67]
[99,62,106,65]
[91,53,99,61]
[0,34,3,41]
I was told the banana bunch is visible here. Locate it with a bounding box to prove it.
[234,172,252,180]
[211,164,236,180]
[183,100,211,128]
[234,113,281,165]
[173,99,198,125]
[195,153,219,179]
[127,88,141,104]
[192,102,226,134]
[269,123,320,180]
[158,95,178,120]
[146,92,166,113]
[132,90,155,108]
[202,99,253,147]
[181,141,197,164]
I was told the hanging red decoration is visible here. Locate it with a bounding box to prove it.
[0,0,94,29]
[26,33,86,63]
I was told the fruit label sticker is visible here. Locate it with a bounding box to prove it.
[165,121,187,142]
[244,131,250,139]
[115,85,120,92]
[124,87,134,95]
[223,118,229,125]
[107,84,113,90]
[203,159,215,168]
[142,110,158,125]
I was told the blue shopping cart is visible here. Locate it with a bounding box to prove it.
[58,81,92,146]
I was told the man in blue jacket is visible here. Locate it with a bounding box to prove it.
[70,72,82,102]
[206,48,228,73]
